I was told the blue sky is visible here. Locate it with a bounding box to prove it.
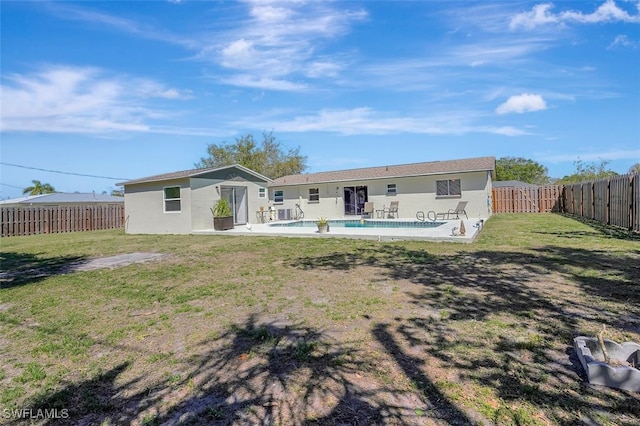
[1,0,639,198]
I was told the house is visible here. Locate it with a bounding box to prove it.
[119,164,272,234]
[270,156,496,221]
[119,157,495,235]
[0,192,125,207]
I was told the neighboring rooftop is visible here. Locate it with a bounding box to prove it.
[119,164,272,186]
[272,156,496,187]
[0,193,124,205]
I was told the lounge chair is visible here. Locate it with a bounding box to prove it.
[437,201,468,220]
[362,202,374,218]
[386,201,399,218]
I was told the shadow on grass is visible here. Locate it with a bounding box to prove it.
[0,252,87,289]
[293,243,640,424]
[11,240,640,424]
[534,213,640,241]
[22,315,431,425]
[373,323,474,425]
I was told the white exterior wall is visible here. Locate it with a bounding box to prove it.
[271,171,492,220]
[124,179,192,234]
[124,168,270,234]
[190,174,269,229]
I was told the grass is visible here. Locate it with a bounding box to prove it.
[0,214,639,425]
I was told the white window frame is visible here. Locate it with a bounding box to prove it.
[436,179,461,197]
[386,183,397,195]
[258,188,266,198]
[274,190,284,204]
[309,188,319,203]
[163,186,181,213]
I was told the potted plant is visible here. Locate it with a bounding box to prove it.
[317,217,329,234]
[211,198,234,231]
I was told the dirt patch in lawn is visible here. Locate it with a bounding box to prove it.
[0,252,166,289]
[68,252,167,272]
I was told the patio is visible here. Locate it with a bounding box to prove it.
[193,217,484,242]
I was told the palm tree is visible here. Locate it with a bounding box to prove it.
[23,180,56,195]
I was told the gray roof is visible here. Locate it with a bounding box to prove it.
[119,164,272,186]
[272,156,496,187]
[492,180,536,188]
[0,193,124,205]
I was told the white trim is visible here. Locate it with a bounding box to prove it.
[386,183,397,195]
[273,189,284,204]
[163,185,182,213]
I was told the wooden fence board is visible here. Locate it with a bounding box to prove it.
[609,174,631,229]
[1,205,125,237]
[492,185,561,214]
[582,182,594,220]
[492,174,638,232]
[634,174,640,233]
[593,179,608,224]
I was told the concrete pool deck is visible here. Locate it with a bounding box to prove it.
[193,217,485,242]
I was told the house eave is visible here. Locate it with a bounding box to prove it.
[269,168,493,188]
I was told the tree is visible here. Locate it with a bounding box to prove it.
[629,163,640,174]
[110,188,125,197]
[495,157,550,184]
[22,180,55,195]
[556,159,618,184]
[195,132,307,179]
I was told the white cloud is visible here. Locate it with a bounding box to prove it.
[495,93,547,114]
[541,149,640,163]
[239,107,528,136]
[509,3,560,30]
[510,0,640,30]
[221,75,307,91]
[204,0,367,90]
[48,3,196,49]
[492,126,530,136]
[305,60,343,78]
[0,65,193,134]
[608,34,638,49]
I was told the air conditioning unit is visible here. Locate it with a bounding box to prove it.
[278,208,292,220]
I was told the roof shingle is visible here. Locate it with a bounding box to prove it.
[119,164,272,186]
[271,156,495,187]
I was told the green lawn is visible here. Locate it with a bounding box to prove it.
[1,214,638,425]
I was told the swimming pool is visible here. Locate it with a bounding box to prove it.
[269,219,445,229]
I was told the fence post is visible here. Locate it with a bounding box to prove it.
[606,178,611,226]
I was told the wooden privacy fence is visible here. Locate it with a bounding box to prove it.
[563,174,639,232]
[492,173,640,233]
[492,185,563,213]
[1,205,125,237]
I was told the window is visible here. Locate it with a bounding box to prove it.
[274,190,284,204]
[309,188,319,202]
[164,186,181,212]
[436,179,461,197]
[258,188,266,198]
[386,183,397,195]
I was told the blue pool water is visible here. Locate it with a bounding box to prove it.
[269,219,445,229]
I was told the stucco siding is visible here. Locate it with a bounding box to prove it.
[190,173,269,229]
[270,171,492,220]
[124,179,192,234]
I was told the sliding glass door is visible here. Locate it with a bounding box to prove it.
[343,186,368,215]
[221,186,248,225]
